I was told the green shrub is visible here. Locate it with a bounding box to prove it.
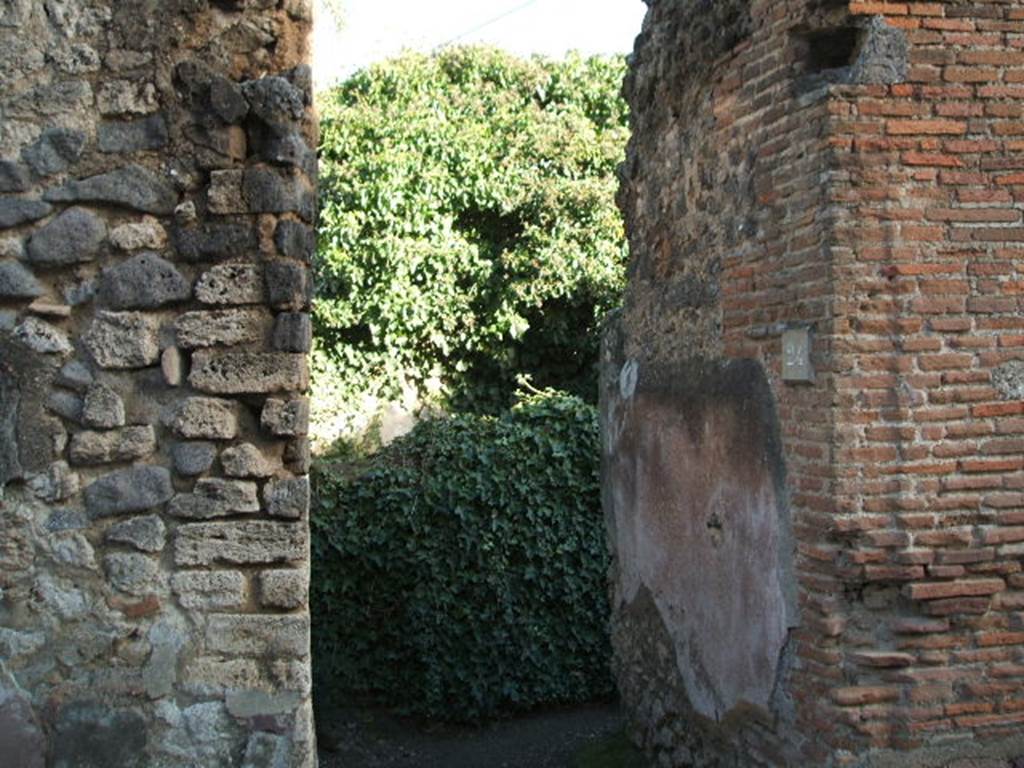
[311,390,613,721]
[313,47,629,445]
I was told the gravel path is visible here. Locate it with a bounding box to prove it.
[316,700,632,768]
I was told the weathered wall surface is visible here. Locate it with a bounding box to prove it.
[0,1,316,766]
[609,0,1024,765]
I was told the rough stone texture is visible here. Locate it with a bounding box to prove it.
[189,351,309,394]
[265,260,312,309]
[0,682,45,768]
[174,521,307,567]
[109,217,167,251]
[98,115,170,153]
[105,515,166,553]
[173,220,258,262]
[261,397,309,436]
[81,383,126,428]
[0,198,52,229]
[0,1,312,765]
[272,312,312,352]
[69,426,157,465]
[13,316,71,354]
[83,312,160,369]
[222,443,275,478]
[0,260,44,298]
[195,261,265,305]
[175,308,265,348]
[44,165,178,215]
[97,252,191,309]
[25,206,106,265]
[168,397,239,440]
[104,552,162,596]
[21,128,86,176]
[84,466,173,518]
[171,441,217,476]
[171,571,246,611]
[205,614,309,658]
[609,2,1024,767]
[275,219,315,262]
[263,476,309,520]
[258,569,308,611]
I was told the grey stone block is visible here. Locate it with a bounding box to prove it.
[242,76,304,126]
[272,312,311,352]
[0,368,20,485]
[0,160,29,192]
[195,261,264,305]
[263,476,308,520]
[81,383,125,428]
[97,115,169,153]
[84,465,173,517]
[14,317,72,354]
[168,397,239,440]
[274,219,315,262]
[210,76,249,123]
[26,461,79,502]
[994,359,1024,400]
[46,390,82,422]
[84,312,160,369]
[221,443,275,478]
[167,493,232,520]
[175,309,264,348]
[206,169,245,214]
[229,691,302,719]
[0,199,52,230]
[172,220,258,262]
[69,426,157,465]
[261,398,309,436]
[25,206,106,265]
[21,128,86,176]
[109,217,167,251]
[284,438,311,474]
[103,552,161,595]
[56,360,93,391]
[205,613,308,658]
[98,252,191,309]
[105,515,166,553]
[194,477,259,513]
[265,261,310,310]
[0,684,47,768]
[189,351,308,395]
[257,568,308,610]
[171,570,245,610]
[171,441,217,475]
[51,702,147,768]
[174,521,307,566]
[44,164,178,214]
[241,167,314,219]
[161,346,184,387]
[0,260,44,298]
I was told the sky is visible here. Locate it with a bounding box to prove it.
[312,0,648,91]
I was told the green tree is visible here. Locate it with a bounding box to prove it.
[314,47,629,443]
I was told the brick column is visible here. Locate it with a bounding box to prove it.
[605,1,1024,765]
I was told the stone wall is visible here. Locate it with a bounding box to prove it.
[607,0,1024,765]
[0,1,316,766]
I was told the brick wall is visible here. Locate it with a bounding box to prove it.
[608,0,1024,765]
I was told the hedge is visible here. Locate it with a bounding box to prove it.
[311,390,613,721]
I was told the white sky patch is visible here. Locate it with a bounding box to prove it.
[313,0,648,91]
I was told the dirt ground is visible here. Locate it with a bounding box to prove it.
[315,700,648,768]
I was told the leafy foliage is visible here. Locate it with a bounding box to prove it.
[311,390,613,721]
[314,47,629,441]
